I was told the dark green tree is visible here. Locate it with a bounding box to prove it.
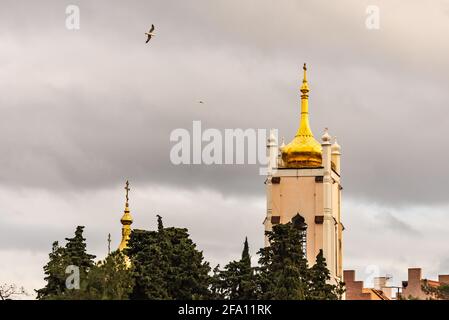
[64,226,96,269]
[309,249,345,300]
[126,229,169,299]
[126,216,211,300]
[84,250,134,299]
[157,214,164,231]
[60,226,96,299]
[36,241,67,299]
[211,237,258,299]
[257,221,310,300]
[36,226,96,299]
[241,237,250,261]
[165,226,211,299]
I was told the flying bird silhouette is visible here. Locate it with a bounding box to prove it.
[145,24,155,43]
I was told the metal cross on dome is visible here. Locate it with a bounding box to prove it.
[125,180,130,204]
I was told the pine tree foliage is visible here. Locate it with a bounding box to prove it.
[36,220,345,300]
[126,216,211,300]
[257,222,310,300]
[256,222,345,300]
[85,250,134,299]
[211,237,259,299]
[36,226,96,299]
[64,226,96,269]
[36,241,66,299]
[309,249,344,300]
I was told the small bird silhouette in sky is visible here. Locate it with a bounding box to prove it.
[145,24,155,43]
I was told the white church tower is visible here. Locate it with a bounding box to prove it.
[264,64,343,282]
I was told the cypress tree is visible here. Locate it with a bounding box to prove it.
[156,214,164,231]
[309,249,343,300]
[241,237,250,262]
[211,237,258,300]
[257,222,310,300]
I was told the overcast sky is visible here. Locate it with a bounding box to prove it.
[1,0,449,298]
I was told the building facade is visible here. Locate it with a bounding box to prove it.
[264,64,343,282]
[400,268,449,300]
[343,270,391,300]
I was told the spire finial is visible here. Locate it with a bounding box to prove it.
[281,64,322,168]
[303,63,307,82]
[125,180,130,206]
[322,127,331,143]
[300,63,309,96]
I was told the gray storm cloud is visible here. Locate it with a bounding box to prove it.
[1,0,449,205]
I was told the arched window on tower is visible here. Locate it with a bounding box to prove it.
[291,213,307,255]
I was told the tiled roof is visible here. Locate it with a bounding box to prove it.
[423,279,441,288]
[362,288,390,300]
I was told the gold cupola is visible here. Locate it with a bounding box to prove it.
[281,64,322,168]
[118,180,133,251]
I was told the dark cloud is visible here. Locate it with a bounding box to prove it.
[1,0,449,206]
[380,211,419,236]
[439,256,449,274]
[343,199,449,288]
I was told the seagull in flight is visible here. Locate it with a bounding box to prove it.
[145,24,155,43]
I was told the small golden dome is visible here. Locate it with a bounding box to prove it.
[281,64,322,168]
[120,206,133,225]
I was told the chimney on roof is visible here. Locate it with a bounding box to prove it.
[438,275,449,285]
[374,277,386,290]
[374,276,392,299]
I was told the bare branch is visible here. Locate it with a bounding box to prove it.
[0,283,28,300]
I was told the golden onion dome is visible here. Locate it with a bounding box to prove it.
[120,206,133,225]
[281,64,322,168]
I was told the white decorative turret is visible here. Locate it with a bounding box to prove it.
[265,129,278,247]
[267,129,278,176]
[331,138,341,175]
[321,127,332,144]
[278,137,285,167]
[321,127,335,281]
